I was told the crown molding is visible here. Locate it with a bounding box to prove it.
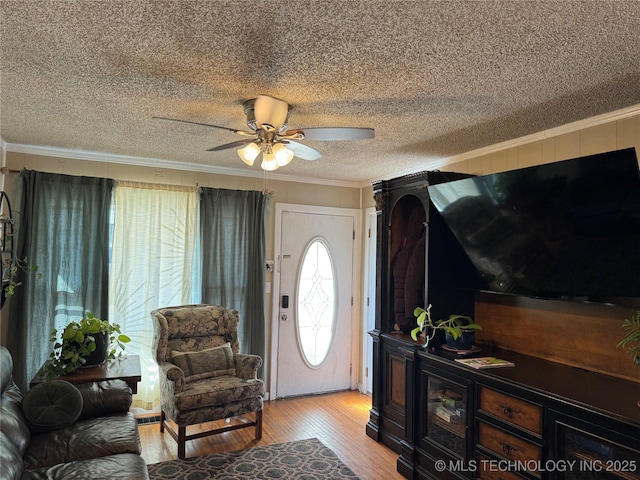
[360,103,640,187]
[1,142,363,189]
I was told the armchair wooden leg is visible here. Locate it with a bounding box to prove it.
[255,409,263,440]
[160,409,262,459]
[178,426,186,459]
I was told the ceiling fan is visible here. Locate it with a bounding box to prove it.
[154,95,374,171]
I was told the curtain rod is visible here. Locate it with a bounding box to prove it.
[115,179,200,193]
[1,167,20,174]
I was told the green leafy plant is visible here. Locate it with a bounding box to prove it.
[1,206,41,301]
[411,304,482,342]
[618,311,640,367]
[41,311,130,377]
[3,256,42,297]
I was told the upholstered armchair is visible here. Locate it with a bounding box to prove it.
[151,304,264,459]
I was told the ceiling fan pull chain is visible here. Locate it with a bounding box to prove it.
[263,169,270,195]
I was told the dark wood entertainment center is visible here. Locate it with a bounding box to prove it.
[366,171,640,480]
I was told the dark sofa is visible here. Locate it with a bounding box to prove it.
[0,346,149,480]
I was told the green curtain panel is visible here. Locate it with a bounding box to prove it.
[7,170,114,390]
[199,188,271,377]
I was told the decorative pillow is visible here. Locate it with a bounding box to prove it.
[22,380,83,433]
[171,342,236,382]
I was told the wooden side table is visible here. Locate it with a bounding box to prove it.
[30,355,142,394]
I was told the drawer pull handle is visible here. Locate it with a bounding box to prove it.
[500,441,518,455]
[499,403,520,418]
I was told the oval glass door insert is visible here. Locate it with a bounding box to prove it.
[296,238,336,367]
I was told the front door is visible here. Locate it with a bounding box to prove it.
[275,208,355,398]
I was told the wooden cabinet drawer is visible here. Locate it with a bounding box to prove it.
[479,386,542,434]
[478,421,541,476]
[476,454,524,480]
[477,467,523,480]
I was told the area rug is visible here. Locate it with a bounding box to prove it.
[147,437,360,479]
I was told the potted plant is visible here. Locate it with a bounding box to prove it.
[618,311,640,367]
[41,311,130,377]
[411,304,482,350]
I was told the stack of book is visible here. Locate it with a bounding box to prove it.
[432,388,465,423]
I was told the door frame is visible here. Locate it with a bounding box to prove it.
[361,206,377,394]
[269,203,362,399]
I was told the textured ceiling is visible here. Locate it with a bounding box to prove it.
[1,1,640,185]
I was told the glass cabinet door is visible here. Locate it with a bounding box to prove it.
[426,372,469,459]
[557,423,640,480]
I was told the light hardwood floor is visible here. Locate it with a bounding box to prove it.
[138,390,404,480]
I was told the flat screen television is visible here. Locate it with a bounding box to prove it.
[427,148,640,305]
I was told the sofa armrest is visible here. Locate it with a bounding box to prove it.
[234,353,262,380]
[76,380,132,420]
[158,361,185,393]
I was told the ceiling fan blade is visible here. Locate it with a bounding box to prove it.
[253,95,291,131]
[153,116,249,135]
[285,141,323,161]
[285,127,375,141]
[206,139,256,152]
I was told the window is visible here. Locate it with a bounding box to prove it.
[296,239,336,367]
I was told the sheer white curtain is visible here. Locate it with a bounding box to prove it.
[109,182,199,410]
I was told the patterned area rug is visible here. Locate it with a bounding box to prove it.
[147,437,360,479]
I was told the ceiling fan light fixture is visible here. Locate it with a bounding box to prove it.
[272,143,294,167]
[261,151,279,171]
[237,142,261,166]
[158,95,374,171]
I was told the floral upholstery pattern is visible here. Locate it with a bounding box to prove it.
[153,304,241,363]
[171,343,237,381]
[150,304,264,458]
